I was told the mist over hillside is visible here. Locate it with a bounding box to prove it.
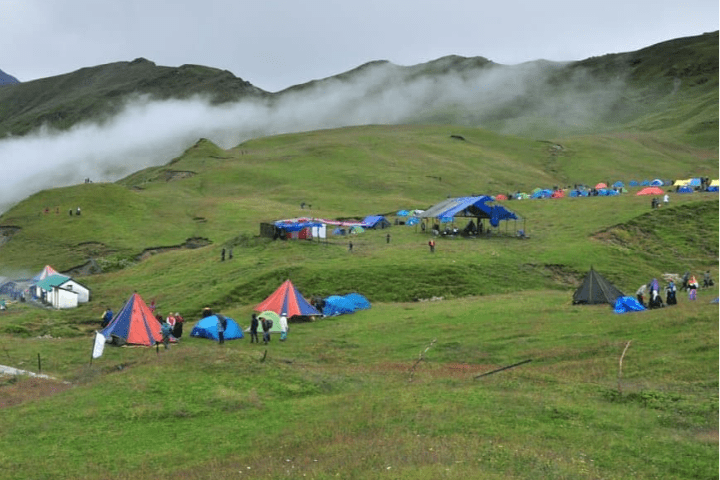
[0,32,717,213]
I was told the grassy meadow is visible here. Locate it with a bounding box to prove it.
[0,123,718,479]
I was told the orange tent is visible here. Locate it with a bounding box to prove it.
[636,187,664,196]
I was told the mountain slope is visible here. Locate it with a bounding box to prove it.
[0,68,20,86]
[0,58,267,136]
[0,32,716,146]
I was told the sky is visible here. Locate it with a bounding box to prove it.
[0,0,718,213]
[2,0,718,92]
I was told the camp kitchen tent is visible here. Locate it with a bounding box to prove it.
[243,311,283,334]
[32,265,59,282]
[572,268,625,305]
[191,315,244,341]
[99,292,165,346]
[254,279,321,318]
[418,196,518,228]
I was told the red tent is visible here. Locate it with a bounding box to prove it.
[32,265,60,282]
[100,292,165,346]
[551,190,565,198]
[494,194,508,201]
[254,280,321,318]
[595,182,607,189]
[636,187,664,196]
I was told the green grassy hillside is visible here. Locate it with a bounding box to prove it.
[0,33,717,479]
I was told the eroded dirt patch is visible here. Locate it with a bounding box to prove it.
[0,376,73,409]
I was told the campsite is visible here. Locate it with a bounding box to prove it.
[0,34,719,480]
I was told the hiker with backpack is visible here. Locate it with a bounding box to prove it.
[261,316,273,344]
[216,313,227,344]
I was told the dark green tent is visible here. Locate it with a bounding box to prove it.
[573,268,624,305]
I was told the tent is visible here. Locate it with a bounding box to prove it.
[396,210,410,217]
[628,180,639,187]
[362,215,391,229]
[405,217,419,226]
[636,187,664,196]
[677,185,693,193]
[594,182,607,189]
[572,268,625,305]
[551,190,565,198]
[32,265,60,282]
[650,179,664,186]
[614,296,646,314]
[254,279,321,318]
[494,194,508,201]
[612,181,624,188]
[531,189,553,199]
[322,293,371,316]
[99,292,164,346]
[191,315,244,341]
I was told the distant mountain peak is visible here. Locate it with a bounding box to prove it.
[0,68,20,86]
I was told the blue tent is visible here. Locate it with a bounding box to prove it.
[612,181,624,188]
[629,180,639,186]
[650,179,663,186]
[707,186,718,192]
[396,210,410,217]
[362,215,391,229]
[614,296,646,314]
[640,180,650,186]
[677,185,693,193]
[688,178,702,186]
[322,293,371,316]
[531,189,553,199]
[405,217,419,226]
[191,315,244,341]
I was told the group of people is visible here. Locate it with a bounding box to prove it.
[636,271,713,308]
[248,312,288,344]
[159,312,184,349]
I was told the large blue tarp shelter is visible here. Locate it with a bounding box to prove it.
[418,196,518,227]
[322,293,371,316]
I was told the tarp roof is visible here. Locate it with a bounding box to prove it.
[418,196,518,226]
[35,274,71,291]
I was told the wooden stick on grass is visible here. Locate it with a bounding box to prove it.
[618,340,632,395]
[408,339,436,381]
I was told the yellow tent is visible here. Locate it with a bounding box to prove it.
[673,179,690,186]
[711,179,719,187]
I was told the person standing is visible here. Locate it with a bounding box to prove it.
[250,313,259,344]
[173,312,184,339]
[428,239,435,253]
[386,233,391,244]
[160,322,173,350]
[216,313,227,344]
[348,241,353,252]
[221,248,226,261]
[261,316,271,344]
[279,313,288,341]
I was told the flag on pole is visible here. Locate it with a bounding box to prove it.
[92,332,106,359]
